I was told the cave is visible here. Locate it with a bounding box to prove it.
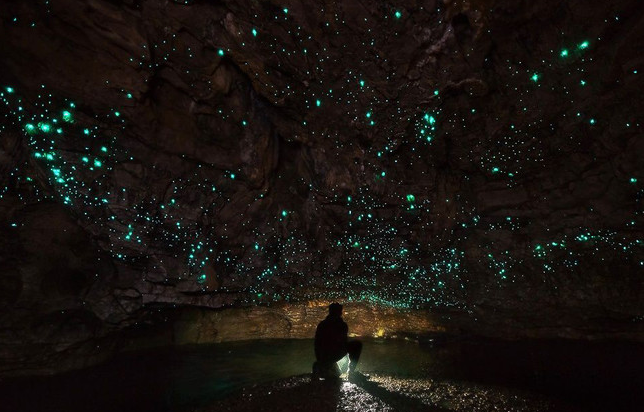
[0,0,643,411]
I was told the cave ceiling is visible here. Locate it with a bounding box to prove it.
[0,0,643,322]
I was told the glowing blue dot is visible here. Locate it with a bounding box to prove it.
[218,49,224,56]
[6,87,14,93]
[424,114,436,125]
[316,99,321,107]
[395,11,402,19]
[630,177,638,183]
[283,8,288,14]
[252,28,257,37]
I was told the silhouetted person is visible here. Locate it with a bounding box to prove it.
[312,303,362,380]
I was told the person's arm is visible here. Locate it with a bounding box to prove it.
[314,323,322,358]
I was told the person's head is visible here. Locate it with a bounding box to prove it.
[328,302,343,317]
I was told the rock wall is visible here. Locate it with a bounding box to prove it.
[171,301,443,344]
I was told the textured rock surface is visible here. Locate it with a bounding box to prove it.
[0,0,644,374]
[171,301,443,344]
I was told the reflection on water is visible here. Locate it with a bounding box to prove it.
[1,338,642,412]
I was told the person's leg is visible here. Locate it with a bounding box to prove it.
[316,352,344,379]
[346,341,362,372]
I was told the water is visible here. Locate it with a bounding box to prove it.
[0,339,642,412]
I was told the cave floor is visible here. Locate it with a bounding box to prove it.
[197,373,566,412]
[1,338,642,412]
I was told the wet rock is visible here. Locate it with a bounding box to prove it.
[196,373,564,412]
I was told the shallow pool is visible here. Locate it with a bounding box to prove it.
[1,338,642,412]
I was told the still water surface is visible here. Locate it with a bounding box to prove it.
[1,338,642,412]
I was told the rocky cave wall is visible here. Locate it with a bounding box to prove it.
[1,0,644,374]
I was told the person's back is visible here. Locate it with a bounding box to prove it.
[314,311,348,362]
[312,303,362,380]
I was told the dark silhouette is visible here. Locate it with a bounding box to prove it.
[312,303,362,380]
